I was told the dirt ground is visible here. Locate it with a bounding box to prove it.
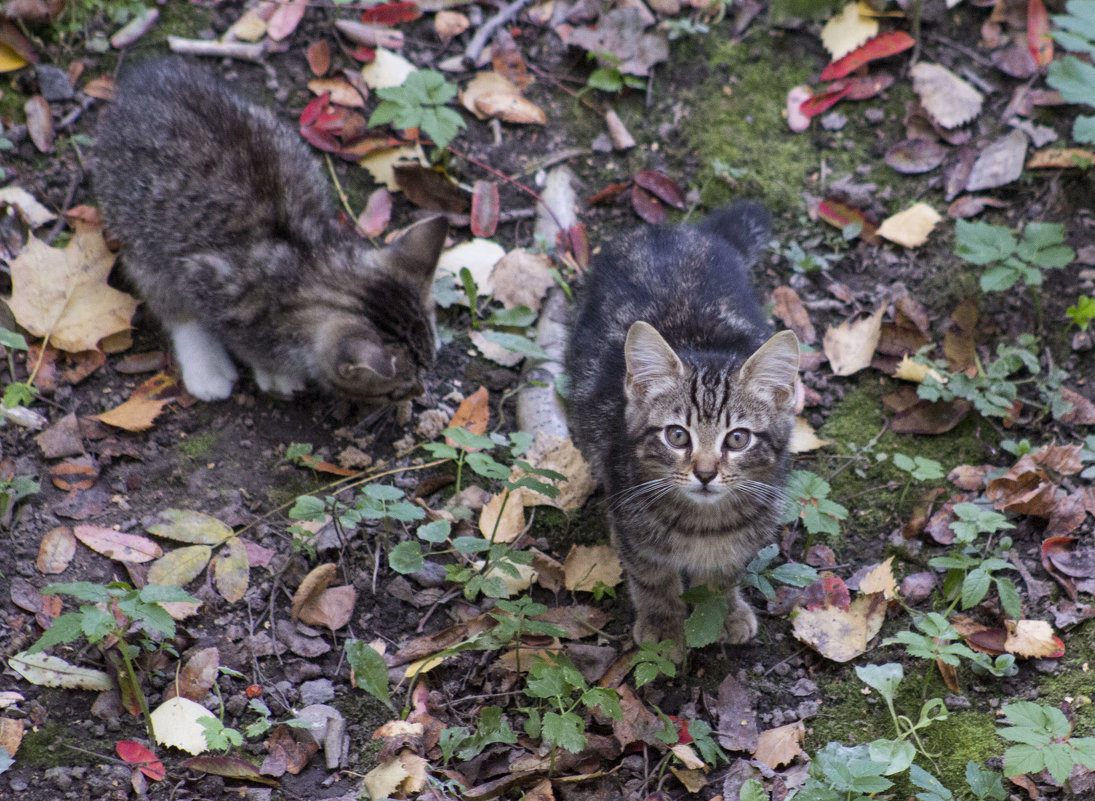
[1,0,1094,799]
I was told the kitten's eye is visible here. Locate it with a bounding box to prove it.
[664,426,690,449]
[724,428,751,451]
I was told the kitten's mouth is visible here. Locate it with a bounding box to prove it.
[687,485,723,504]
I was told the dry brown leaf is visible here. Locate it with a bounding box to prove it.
[96,395,169,432]
[823,306,885,376]
[173,647,220,702]
[563,544,623,592]
[25,95,54,153]
[491,249,556,312]
[37,526,75,574]
[965,130,1028,192]
[434,10,470,41]
[1027,147,1095,168]
[1004,619,1063,658]
[446,385,489,439]
[791,592,887,662]
[460,71,546,123]
[478,489,527,543]
[307,77,364,107]
[358,144,426,191]
[296,584,356,631]
[876,203,942,248]
[291,563,337,620]
[1057,387,1095,425]
[6,222,138,353]
[73,524,163,563]
[0,186,56,228]
[820,2,878,59]
[771,286,816,344]
[668,765,707,793]
[858,557,897,600]
[514,432,596,512]
[0,718,25,760]
[753,720,805,769]
[910,62,983,129]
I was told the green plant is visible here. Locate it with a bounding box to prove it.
[885,613,979,686]
[954,220,1075,296]
[1081,435,1095,480]
[0,473,38,526]
[630,639,678,687]
[197,715,243,752]
[521,652,622,756]
[1048,0,1095,144]
[997,701,1095,785]
[488,595,568,674]
[0,327,34,409]
[662,17,711,39]
[779,241,836,272]
[27,581,199,737]
[743,543,820,601]
[781,470,849,539]
[242,698,312,739]
[1067,295,1095,332]
[369,69,466,149]
[440,706,518,763]
[584,52,645,93]
[346,638,394,711]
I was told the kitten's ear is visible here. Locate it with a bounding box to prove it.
[740,330,800,409]
[625,321,684,397]
[338,338,397,381]
[385,215,448,284]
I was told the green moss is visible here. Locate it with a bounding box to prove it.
[177,431,216,459]
[19,720,102,768]
[265,478,323,510]
[338,693,391,772]
[1028,619,1095,734]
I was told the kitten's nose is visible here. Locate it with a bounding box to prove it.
[694,466,717,485]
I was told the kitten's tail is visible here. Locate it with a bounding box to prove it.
[699,200,771,269]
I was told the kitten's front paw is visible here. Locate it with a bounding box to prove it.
[633,617,685,662]
[720,596,759,645]
[181,359,238,401]
[253,367,306,398]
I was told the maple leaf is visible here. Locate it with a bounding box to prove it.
[5,222,138,353]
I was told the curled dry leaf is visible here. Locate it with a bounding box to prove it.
[0,186,56,228]
[910,62,983,129]
[491,249,555,312]
[307,78,364,107]
[37,526,76,574]
[790,417,829,454]
[1027,148,1095,168]
[771,286,816,344]
[876,203,943,248]
[631,185,666,223]
[753,721,805,769]
[965,129,1028,192]
[823,306,885,376]
[563,544,623,592]
[885,138,948,174]
[471,180,500,238]
[297,584,357,631]
[447,385,489,437]
[460,71,546,123]
[291,563,337,620]
[1004,619,1064,658]
[173,646,220,702]
[434,10,470,41]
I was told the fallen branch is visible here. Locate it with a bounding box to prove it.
[463,0,534,67]
[167,35,266,62]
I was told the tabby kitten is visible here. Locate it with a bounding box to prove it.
[93,59,447,403]
[566,202,799,655]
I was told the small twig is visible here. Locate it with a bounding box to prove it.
[57,95,95,132]
[323,153,364,234]
[167,35,266,62]
[463,0,534,67]
[447,144,567,234]
[45,171,81,245]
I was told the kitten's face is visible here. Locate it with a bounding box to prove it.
[623,322,799,509]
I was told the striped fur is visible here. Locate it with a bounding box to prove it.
[92,59,446,403]
[566,203,799,655]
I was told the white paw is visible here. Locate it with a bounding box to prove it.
[171,323,238,401]
[253,367,306,398]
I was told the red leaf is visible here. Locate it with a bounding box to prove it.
[1028,0,1053,67]
[116,741,165,781]
[299,91,329,128]
[817,198,878,241]
[802,574,851,611]
[306,40,330,76]
[568,223,590,271]
[347,45,377,63]
[631,185,666,224]
[361,2,421,26]
[820,31,915,81]
[588,181,631,206]
[470,180,500,238]
[841,72,895,100]
[633,170,686,209]
[799,83,853,117]
[181,756,279,786]
[299,124,342,153]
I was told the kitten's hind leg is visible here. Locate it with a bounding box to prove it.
[253,367,306,398]
[170,322,238,401]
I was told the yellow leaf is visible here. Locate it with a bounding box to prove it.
[213,536,249,603]
[96,394,169,432]
[754,721,806,769]
[563,544,623,592]
[820,2,878,60]
[358,144,426,191]
[1004,619,1062,658]
[877,202,943,248]
[789,417,830,454]
[150,696,211,755]
[5,222,138,353]
[894,354,947,384]
[479,489,526,543]
[791,593,888,662]
[823,306,885,377]
[0,42,29,72]
[859,557,897,600]
[361,48,417,89]
[461,71,546,123]
[147,509,234,545]
[147,545,213,587]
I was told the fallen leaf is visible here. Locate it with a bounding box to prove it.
[147,509,234,545]
[471,180,500,238]
[564,544,623,592]
[564,7,668,76]
[910,62,983,129]
[1027,148,1095,168]
[716,672,759,753]
[817,198,878,242]
[753,721,805,769]
[1056,387,1095,425]
[262,724,318,776]
[359,145,425,191]
[434,11,470,41]
[117,741,164,782]
[24,95,54,152]
[447,386,489,437]
[771,286,816,345]
[799,83,853,117]
[1004,619,1064,658]
[436,238,505,298]
[291,563,337,620]
[96,395,169,432]
[267,0,307,41]
[6,222,138,353]
[363,750,428,799]
[179,755,277,786]
[669,764,706,792]
[820,2,878,60]
[73,524,162,563]
[948,465,989,491]
[306,39,330,75]
[885,138,948,174]
[791,592,887,662]
[965,129,1028,191]
[633,170,686,209]
[36,526,75,574]
[8,651,113,691]
[512,432,596,511]
[790,417,829,453]
[358,187,392,237]
[947,196,1010,218]
[213,537,249,603]
[479,489,526,543]
[1027,0,1053,67]
[173,647,220,702]
[147,545,213,587]
[613,684,665,747]
[361,47,416,89]
[460,71,546,123]
[876,203,943,248]
[858,557,896,600]
[150,696,212,755]
[491,249,555,312]
[630,184,666,224]
[35,412,84,459]
[944,298,978,371]
[820,30,914,80]
[307,77,364,107]
[0,186,56,227]
[393,164,469,213]
[469,330,525,366]
[823,306,885,376]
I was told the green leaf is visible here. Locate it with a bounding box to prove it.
[345,639,391,707]
[0,328,28,350]
[581,686,623,720]
[138,585,199,604]
[1073,115,1095,144]
[26,612,86,654]
[683,589,728,648]
[417,519,451,543]
[478,330,552,360]
[488,307,538,327]
[1048,54,1095,107]
[587,67,623,92]
[688,719,728,765]
[541,710,587,753]
[1042,742,1076,784]
[868,739,915,775]
[961,568,992,609]
[466,451,510,479]
[965,760,1007,801]
[452,535,490,554]
[955,220,1017,265]
[909,764,952,799]
[739,779,768,801]
[995,576,1022,621]
[288,494,327,521]
[3,382,36,409]
[421,441,459,459]
[769,561,820,587]
[855,663,903,704]
[443,427,495,451]
[980,264,1022,292]
[388,541,425,574]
